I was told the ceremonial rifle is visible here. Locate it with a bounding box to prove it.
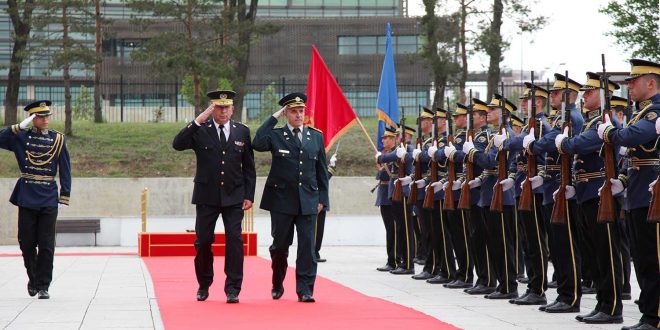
[442,97,457,210]
[392,106,406,202]
[409,105,423,205]
[519,71,537,211]
[491,82,509,212]
[458,90,474,210]
[551,71,572,224]
[423,103,440,209]
[597,54,617,223]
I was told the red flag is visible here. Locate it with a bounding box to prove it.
[305,45,357,152]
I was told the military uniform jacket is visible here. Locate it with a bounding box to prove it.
[605,93,660,210]
[507,122,549,197]
[435,129,467,202]
[0,125,71,209]
[449,125,490,206]
[413,134,433,201]
[419,134,447,201]
[473,125,516,207]
[378,143,413,198]
[173,119,256,207]
[252,116,329,215]
[374,165,392,207]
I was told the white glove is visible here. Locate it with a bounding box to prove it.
[427,141,438,158]
[395,144,406,159]
[468,177,482,189]
[431,181,443,193]
[412,144,422,160]
[399,176,412,185]
[330,153,337,167]
[649,179,658,193]
[522,127,536,149]
[58,203,68,209]
[415,179,426,189]
[375,151,381,159]
[493,128,507,148]
[462,136,475,154]
[444,142,456,158]
[273,106,286,119]
[528,175,543,190]
[656,116,660,134]
[19,114,36,130]
[552,186,575,200]
[618,146,627,156]
[597,114,612,140]
[451,180,463,191]
[610,178,624,195]
[499,178,514,192]
[554,127,569,151]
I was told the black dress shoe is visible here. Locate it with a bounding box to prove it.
[196,289,209,301]
[510,291,529,304]
[444,279,473,289]
[582,286,597,294]
[539,300,558,311]
[377,264,395,272]
[390,267,414,275]
[547,280,558,288]
[622,323,657,330]
[412,271,434,280]
[465,284,496,295]
[621,322,644,330]
[576,309,598,322]
[298,294,315,303]
[27,283,37,297]
[582,312,623,324]
[272,287,284,300]
[226,293,239,304]
[37,290,49,299]
[485,291,518,299]
[513,293,547,305]
[544,301,579,313]
[621,292,632,300]
[426,275,451,284]
[315,258,327,263]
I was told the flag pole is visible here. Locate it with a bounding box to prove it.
[354,116,378,153]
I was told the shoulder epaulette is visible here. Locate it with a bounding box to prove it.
[234,121,249,128]
[308,126,322,133]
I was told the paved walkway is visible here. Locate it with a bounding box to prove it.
[0,245,642,330]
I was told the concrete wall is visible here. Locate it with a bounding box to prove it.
[0,177,381,245]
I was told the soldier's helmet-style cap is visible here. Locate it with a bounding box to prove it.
[488,93,518,112]
[454,103,469,115]
[207,90,236,106]
[550,73,583,92]
[610,95,629,108]
[383,126,397,138]
[420,106,435,119]
[24,100,52,117]
[510,112,525,128]
[625,59,660,81]
[580,71,620,92]
[279,92,307,108]
[520,82,549,99]
[472,98,489,113]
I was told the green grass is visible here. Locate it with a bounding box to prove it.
[0,118,380,177]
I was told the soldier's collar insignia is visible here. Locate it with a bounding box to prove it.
[283,131,288,136]
[306,130,311,135]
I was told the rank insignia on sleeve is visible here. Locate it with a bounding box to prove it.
[477,136,487,143]
[646,112,658,121]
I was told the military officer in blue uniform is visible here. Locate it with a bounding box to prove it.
[509,112,526,283]
[443,98,496,295]
[375,127,398,272]
[522,73,585,313]
[252,92,329,303]
[556,72,623,324]
[0,100,71,300]
[598,59,660,330]
[173,90,256,303]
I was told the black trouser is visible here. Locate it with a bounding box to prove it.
[627,207,660,327]
[194,203,244,295]
[428,200,455,278]
[392,198,415,270]
[541,203,558,283]
[484,205,518,294]
[617,203,632,296]
[413,202,428,261]
[446,206,474,284]
[420,202,437,274]
[576,198,598,290]
[380,205,397,267]
[18,206,58,291]
[467,204,495,287]
[519,194,548,296]
[548,199,582,306]
[513,200,525,278]
[269,211,317,296]
[314,210,326,260]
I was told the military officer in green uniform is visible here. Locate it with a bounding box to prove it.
[252,92,330,303]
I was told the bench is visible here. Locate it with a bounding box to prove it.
[56,218,101,246]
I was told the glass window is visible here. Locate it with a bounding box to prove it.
[358,36,377,54]
[268,0,287,5]
[337,36,357,55]
[360,0,377,6]
[325,0,341,5]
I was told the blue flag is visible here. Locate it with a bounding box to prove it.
[375,23,399,151]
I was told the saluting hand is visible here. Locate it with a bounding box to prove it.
[195,105,215,124]
[273,106,286,119]
[19,114,36,130]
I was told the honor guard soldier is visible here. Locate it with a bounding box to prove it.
[509,112,526,282]
[410,107,434,274]
[173,90,256,303]
[598,59,660,330]
[523,73,585,313]
[0,100,71,300]
[556,72,623,323]
[444,98,496,295]
[252,92,329,303]
[375,127,399,272]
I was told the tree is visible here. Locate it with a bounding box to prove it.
[600,0,659,61]
[180,75,232,106]
[93,0,105,122]
[33,0,96,136]
[457,0,480,103]
[4,0,36,126]
[476,0,547,97]
[419,0,461,108]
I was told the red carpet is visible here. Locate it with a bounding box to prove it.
[144,256,460,330]
[0,252,136,257]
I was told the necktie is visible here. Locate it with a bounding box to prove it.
[292,128,302,148]
[219,124,227,147]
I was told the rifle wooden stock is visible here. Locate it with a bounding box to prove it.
[443,135,456,211]
[458,130,474,210]
[550,123,571,225]
[648,175,660,222]
[392,159,404,202]
[490,149,506,213]
[596,140,617,223]
[518,150,536,211]
[423,158,437,209]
